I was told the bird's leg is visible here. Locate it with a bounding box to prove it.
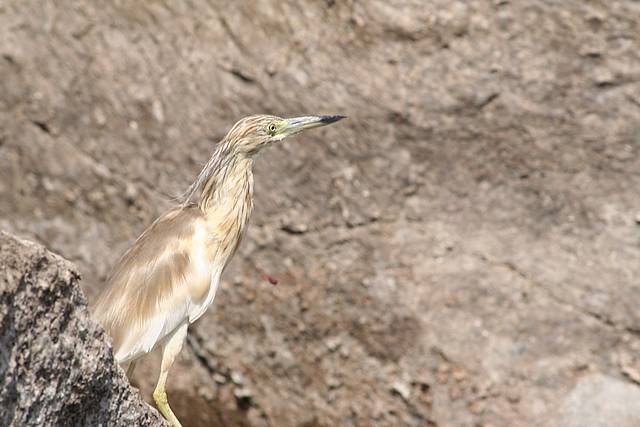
[153,323,188,427]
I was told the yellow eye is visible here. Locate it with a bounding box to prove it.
[268,123,277,134]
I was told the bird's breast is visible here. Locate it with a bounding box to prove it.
[187,199,251,303]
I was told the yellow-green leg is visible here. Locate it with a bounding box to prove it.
[153,323,188,427]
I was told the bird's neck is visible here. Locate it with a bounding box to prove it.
[198,154,254,220]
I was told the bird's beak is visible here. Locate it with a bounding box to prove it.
[279,115,346,139]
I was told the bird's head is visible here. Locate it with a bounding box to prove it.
[225,114,346,155]
[182,114,345,206]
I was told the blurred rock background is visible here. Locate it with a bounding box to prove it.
[1,1,640,426]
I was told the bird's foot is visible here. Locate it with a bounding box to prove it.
[153,389,183,427]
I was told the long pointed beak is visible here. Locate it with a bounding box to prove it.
[282,115,346,136]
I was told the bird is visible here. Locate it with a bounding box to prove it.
[91,114,345,426]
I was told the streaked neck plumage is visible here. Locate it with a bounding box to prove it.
[183,141,253,264]
[198,155,254,214]
[182,140,254,211]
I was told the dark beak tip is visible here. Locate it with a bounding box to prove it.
[320,115,347,124]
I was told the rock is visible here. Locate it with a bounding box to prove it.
[233,387,253,409]
[197,385,216,402]
[325,336,342,352]
[230,371,244,386]
[622,366,640,385]
[0,231,166,426]
[213,373,227,384]
[326,375,342,390]
[280,222,309,235]
[548,374,640,427]
[391,380,411,402]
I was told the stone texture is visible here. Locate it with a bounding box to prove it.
[0,231,166,426]
[549,374,640,427]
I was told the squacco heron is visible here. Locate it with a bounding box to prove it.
[92,114,345,426]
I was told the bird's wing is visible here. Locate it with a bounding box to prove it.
[92,205,213,363]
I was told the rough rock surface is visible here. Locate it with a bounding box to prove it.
[1,1,640,426]
[0,231,166,426]
[548,374,640,427]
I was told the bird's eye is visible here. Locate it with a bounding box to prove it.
[268,123,277,134]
